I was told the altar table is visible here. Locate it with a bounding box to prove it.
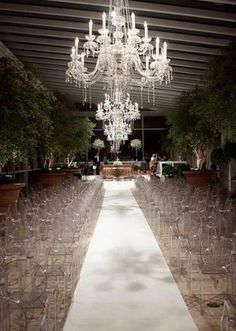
[101,165,134,178]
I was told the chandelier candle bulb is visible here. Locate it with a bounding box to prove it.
[131,12,135,30]
[156,37,160,56]
[163,41,167,59]
[75,37,79,56]
[71,46,75,58]
[81,53,85,67]
[102,12,106,30]
[89,19,93,37]
[144,21,148,39]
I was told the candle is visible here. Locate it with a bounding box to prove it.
[156,37,159,56]
[102,12,106,30]
[75,37,79,56]
[163,41,167,59]
[146,55,149,70]
[131,12,135,29]
[81,53,84,67]
[144,21,148,39]
[71,46,75,58]
[89,19,93,36]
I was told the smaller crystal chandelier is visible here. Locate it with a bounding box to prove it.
[96,88,140,146]
[96,90,140,124]
[104,118,132,143]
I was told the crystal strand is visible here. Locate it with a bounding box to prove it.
[153,83,155,105]
[141,87,143,109]
[89,85,92,109]
[84,85,87,102]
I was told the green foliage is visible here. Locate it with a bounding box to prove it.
[162,164,175,177]
[168,87,218,156]
[0,175,23,184]
[207,42,236,132]
[167,43,236,169]
[0,59,94,168]
[162,163,190,177]
[139,161,149,172]
[174,163,191,175]
[0,57,54,166]
[132,164,139,171]
[92,138,105,151]
[210,147,225,166]
[50,95,95,157]
[132,161,148,172]
[223,141,236,161]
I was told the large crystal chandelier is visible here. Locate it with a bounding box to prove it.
[66,0,172,102]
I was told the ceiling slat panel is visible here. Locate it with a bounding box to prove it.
[0,0,235,116]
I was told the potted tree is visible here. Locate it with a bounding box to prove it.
[33,94,95,184]
[0,57,54,207]
[167,87,218,185]
[130,139,142,161]
[92,138,105,157]
[0,146,26,211]
[63,117,95,177]
[206,43,236,191]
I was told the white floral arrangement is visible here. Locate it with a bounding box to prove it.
[113,160,123,166]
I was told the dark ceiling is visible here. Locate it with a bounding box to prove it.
[0,0,236,116]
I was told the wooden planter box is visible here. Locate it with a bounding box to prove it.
[183,170,217,186]
[231,179,236,195]
[64,168,81,178]
[0,183,25,211]
[32,172,65,188]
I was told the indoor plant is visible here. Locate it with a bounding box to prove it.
[130,139,142,161]
[33,93,94,184]
[92,138,105,156]
[0,57,53,204]
[167,87,218,185]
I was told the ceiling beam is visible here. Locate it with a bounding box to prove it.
[12,49,208,71]
[7,42,211,63]
[9,0,234,23]
[0,34,222,56]
[1,12,235,37]
[0,19,231,47]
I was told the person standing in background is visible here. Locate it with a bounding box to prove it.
[94,153,100,175]
[149,153,157,175]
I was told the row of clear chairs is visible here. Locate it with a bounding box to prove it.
[0,176,103,331]
[135,176,236,328]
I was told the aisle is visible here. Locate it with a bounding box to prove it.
[63,181,197,331]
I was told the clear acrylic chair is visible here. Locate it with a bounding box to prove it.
[0,259,48,331]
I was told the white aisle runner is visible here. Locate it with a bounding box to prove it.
[63,181,197,331]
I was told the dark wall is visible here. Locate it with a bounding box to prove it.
[89,116,167,161]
